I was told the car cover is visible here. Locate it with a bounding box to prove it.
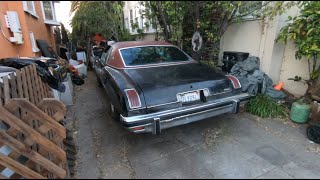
[230,56,286,100]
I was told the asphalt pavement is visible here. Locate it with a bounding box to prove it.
[66,71,320,179]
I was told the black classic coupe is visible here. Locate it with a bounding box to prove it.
[93,41,251,134]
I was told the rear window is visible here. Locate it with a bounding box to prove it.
[119,46,192,66]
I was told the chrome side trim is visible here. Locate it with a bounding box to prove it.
[124,61,196,69]
[147,101,180,108]
[210,90,232,96]
[124,98,241,134]
[162,105,231,123]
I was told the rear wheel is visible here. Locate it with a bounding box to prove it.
[107,101,120,121]
[97,76,102,87]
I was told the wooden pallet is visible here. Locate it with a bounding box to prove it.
[0,64,69,179]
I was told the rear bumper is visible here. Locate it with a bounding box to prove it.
[120,93,252,134]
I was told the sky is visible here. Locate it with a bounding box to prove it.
[54,1,73,32]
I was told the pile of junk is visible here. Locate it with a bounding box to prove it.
[0,40,85,105]
[221,51,320,144]
[221,51,286,100]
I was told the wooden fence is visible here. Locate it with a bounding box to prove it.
[0,64,70,178]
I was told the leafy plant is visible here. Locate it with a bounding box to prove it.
[276,1,320,102]
[245,94,288,118]
[138,1,298,61]
[199,60,218,69]
[70,1,127,42]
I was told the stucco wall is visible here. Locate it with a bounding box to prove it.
[0,1,27,58]
[220,20,263,61]
[279,42,309,96]
[0,1,56,59]
[277,6,308,96]
[25,1,56,55]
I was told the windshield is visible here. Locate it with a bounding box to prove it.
[119,46,192,66]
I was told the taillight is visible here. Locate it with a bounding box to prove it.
[226,75,241,89]
[124,89,142,109]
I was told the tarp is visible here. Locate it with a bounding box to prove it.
[230,56,286,100]
[0,58,66,93]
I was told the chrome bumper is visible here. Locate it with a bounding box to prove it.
[120,93,251,135]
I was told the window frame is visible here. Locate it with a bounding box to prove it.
[124,17,129,29]
[22,1,38,18]
[40,1,60,26]
[140,16,144,29]
[129,9,133,32]
[118,45,193,67]
[99,47,113,65]
[105,47,113,65]
[29,32,40,53]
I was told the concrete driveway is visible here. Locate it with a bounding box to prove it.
[66,71,320,179]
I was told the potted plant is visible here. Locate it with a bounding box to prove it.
[276,1,320,123]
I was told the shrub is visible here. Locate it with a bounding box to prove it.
[245,94,288,118]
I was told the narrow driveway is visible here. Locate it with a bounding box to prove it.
[66,71,320,179]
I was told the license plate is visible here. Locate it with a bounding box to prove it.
[177,91,200,103]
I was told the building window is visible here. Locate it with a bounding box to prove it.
[129,9,133,32]
[130,9,133,21]
[135,17,138,26]
[22,1,38,18]
[140,16,144,29]
[135,8,137,18]
[40,1,60,25]
[29,32,40,53]
[124,17,129,29]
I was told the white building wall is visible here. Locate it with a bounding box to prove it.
[279,41,309,96]
[123,1,158,38]
[220,20,263,60]
[278,6,309,96]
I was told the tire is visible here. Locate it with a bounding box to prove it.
[107,101,120,121]
[307,125,320,144]
[97,76,103,87]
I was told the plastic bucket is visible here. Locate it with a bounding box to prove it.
[290,101,311,123]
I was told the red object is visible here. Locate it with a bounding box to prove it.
[274,82,284,90]
[125,89,141,109]
[69,65,79,75]
[226,75,241,89]
[93,33,104,42]
[131,126,145,131]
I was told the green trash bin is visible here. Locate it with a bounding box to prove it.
[290,101,311,123]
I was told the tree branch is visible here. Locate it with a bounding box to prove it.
[156,1,170,41]
[308,59,311,79]
[219,3,238,36]
[312,54,317,74]
[235,1,272,19]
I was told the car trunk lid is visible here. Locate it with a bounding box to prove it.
[124,62,233,109]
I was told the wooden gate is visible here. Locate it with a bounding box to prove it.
[0,64,70,178]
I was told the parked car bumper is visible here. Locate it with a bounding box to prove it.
[120,93,252,135]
